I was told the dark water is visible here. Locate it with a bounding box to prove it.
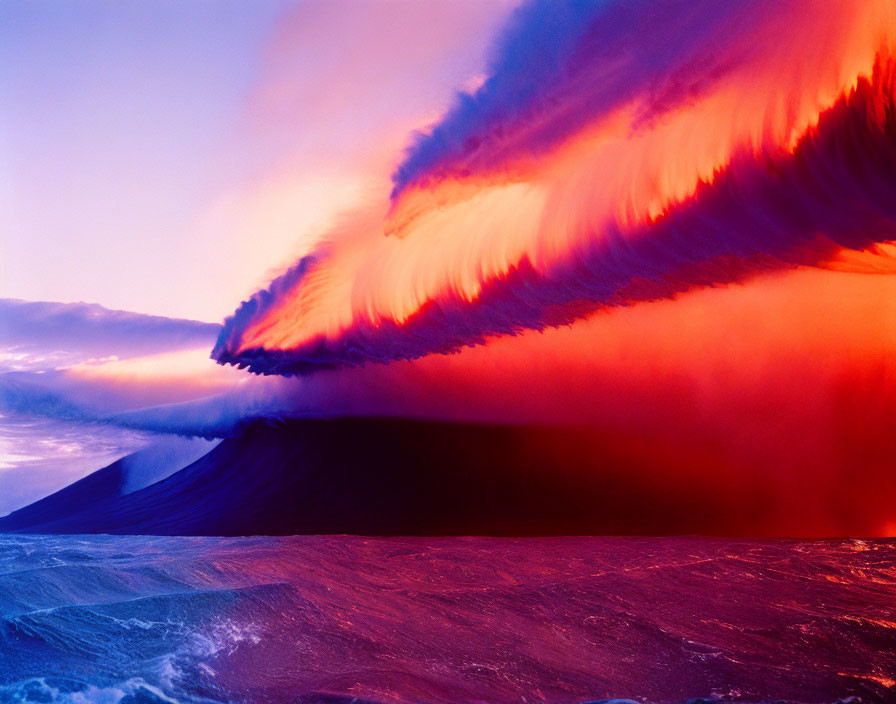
[0,535,893,704]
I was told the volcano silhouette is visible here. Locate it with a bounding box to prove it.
[0,417,771,536]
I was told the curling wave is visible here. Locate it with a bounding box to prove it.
[213,0,896,375]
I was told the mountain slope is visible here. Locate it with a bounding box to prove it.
[0,436,217,528]
[1,416,797,536]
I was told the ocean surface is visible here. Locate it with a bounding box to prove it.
[0,535,893,704]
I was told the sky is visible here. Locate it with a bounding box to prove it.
[2,0,896,535]
[0,0,516,514]
[1,0,514,323]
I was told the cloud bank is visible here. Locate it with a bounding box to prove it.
[0,299,220,372]
[0,301,242,440]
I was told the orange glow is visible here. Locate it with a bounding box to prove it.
[231,1,896,359]
[64,347,247,406]
[302,266,896,536]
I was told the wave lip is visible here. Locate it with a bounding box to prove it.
[213,1,896,376]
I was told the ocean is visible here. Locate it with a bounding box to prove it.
[0,535,893,704]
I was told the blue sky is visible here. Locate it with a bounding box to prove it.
[1,0,511,322]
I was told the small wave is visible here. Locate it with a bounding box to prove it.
[289,697,866,704]
[1,535,889,704]
[0,583,283,704]
[0,676,189,704]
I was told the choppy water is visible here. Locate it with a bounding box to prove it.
[0,535,893,704]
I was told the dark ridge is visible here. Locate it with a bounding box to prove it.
[0,416,834,537]
[0,458,128,530]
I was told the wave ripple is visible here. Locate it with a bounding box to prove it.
[0,535,893,704]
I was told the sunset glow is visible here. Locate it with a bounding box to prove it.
[215,1,896,377]
[4,3,896,701]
